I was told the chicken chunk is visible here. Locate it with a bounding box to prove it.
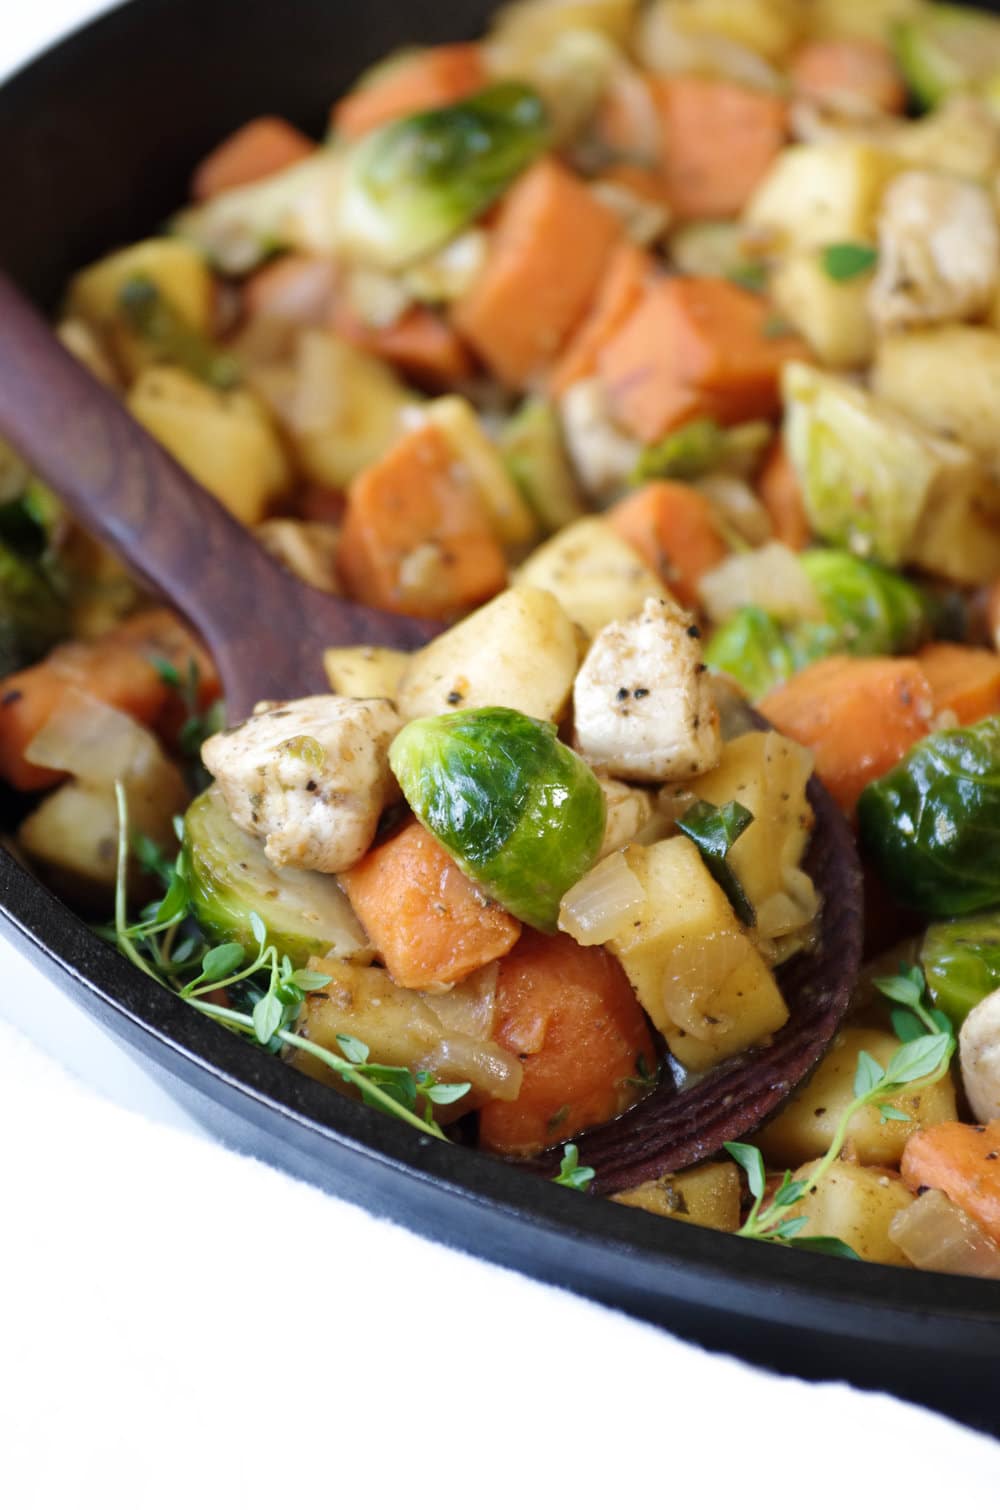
[870,170,1000,333]
[202,694,401,873]
[960,989,1000,1125]
[573,597,722,782]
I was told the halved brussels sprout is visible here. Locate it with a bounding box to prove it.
[389,707,605,931]
[893,5,1000,110]
[858,716,1000,917]
[920,913,1000,1028]
[500,398,584,533]
[0,534,68,679]
[705,605,838,701]
[337,82,549,270]
[183,785,373,967]
[799,550,933,658]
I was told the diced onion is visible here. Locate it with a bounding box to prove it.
[25,688,161,785]
[698,543,824,625]
[558,850,646,946]
[635,6,783,92]
[428,963,500,1042]
[700,474,774,549]
[889,1189,1000,1279]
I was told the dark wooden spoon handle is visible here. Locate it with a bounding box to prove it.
[0,272,436,717]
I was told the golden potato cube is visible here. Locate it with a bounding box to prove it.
[608,837,788,1069]
[746,142,899,253]
[323,645,411,701]
[613,1162,742,1231]
[128,366,290,526]
[757,1026,958,1169]
[68,237,214,379]
[791,1160,915,1266]
[770,253,875,369]
[425,396,539,555]
[516,519,665,638]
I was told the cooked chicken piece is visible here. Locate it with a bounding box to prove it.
[573,597,722,782]
[202,694,400,873]
[559,378,641,502]
[256,518,342,594]
[870,170,1000,333]
[960,989,1000,1124]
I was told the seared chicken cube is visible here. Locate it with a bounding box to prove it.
[202,694,401,873]
[573,597,722,782]
[870,170,999,332]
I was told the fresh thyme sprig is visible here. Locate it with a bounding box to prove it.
[150,655,225,784]
[111,782,471,1141]
[553,1143,595,1191]
[725,964,956,1257]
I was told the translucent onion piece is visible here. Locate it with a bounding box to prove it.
[558,850,646,946]
[26,687,162,785]
[427,963,500,1041]
[698,543,824,626]
[635,5,783,91]
[889,1188,1000,1279]
[700,474,774,548]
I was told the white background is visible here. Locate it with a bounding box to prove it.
[1,5,999,1505]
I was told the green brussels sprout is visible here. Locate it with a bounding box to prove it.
[119,276,240,390]
[0,531,68,678]
[893,5,1000,111]
[921,912,1000,1027]
[783,362,971,568]
[631,419,771,485]
[500,398,584,533]
[183,785,372,967]
[338,82,549,270]
[799,550,933,658]
[705,606,837,701]
[858,716,1000,917]
[389,707,605,931]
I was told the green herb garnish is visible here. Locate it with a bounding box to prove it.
[553,1143,596,1192]
[821,243,878,282]
[676,799,756,926]
[725,965,955,1255]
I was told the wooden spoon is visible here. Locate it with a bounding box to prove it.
[0,272,864,1178]
[0,271,438,721]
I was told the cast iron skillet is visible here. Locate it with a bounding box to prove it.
[1,0,999,1434]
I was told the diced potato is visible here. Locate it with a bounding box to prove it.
[597,777,655,857]
[757,1025,958,1169]
[323,645,410,701]
[744,141,899,253]
[421,396,539,555]
[680,731,818,962]
[770,252,875,367]
[395,584,580,723]
[254,330,411,491]
[805,0,921,44]
[128,366,290,526]
[906,485,1000,587]
[791,1159,915,1265]
[613,1162,742,1231]
[67,238,214,380]
[256,518,341,593]
[292,959,523,1106]
[783,361,980,567]
[606,836,788,1070]
[872,326,1000,474]
[516,519,665,637]
[57,317,120,388]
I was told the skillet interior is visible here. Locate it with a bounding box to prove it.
[1,0,999,1433]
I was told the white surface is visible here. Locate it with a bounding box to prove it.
[2,5,1000,1504]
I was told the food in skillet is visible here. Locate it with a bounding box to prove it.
[10,0,1000,1275]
